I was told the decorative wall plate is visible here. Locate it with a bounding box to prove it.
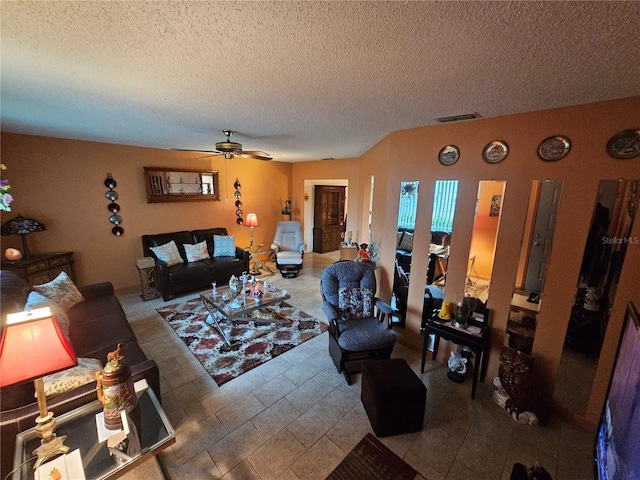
[606,129,640,159]
[537,135,571,162]
[482,140,509,164]
[438,145,460,166]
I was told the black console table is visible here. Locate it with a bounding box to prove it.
[421,308,491,399]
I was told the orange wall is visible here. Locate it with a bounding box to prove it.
[0,134,292,289]
[2,96,639,424]
[365,97,640,424]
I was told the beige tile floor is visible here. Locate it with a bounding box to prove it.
[118,252,595,480]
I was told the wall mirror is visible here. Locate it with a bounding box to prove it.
[466,180,506,307]
[393,180,458,327]
[396,181,419,272]
[144,167,220,203]
[507,180,564,354]
[556,178,639,416]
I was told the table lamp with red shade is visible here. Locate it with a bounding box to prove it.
[0,307,78,468]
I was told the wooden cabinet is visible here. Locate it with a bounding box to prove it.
[313,186,345,253]
[1,252,76,287]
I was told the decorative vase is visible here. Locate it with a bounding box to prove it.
[95,344,136,430]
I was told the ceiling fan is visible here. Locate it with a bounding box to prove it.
[173,129,272,161]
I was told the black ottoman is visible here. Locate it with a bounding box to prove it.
[361,358,427,437]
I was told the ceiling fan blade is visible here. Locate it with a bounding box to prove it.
[241,150,273,161]
[171,148,219,153]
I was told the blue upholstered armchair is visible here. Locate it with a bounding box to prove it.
[321,261,397,384]
[271,221,306,278]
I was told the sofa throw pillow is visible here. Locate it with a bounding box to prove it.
[399,231,414,252]
[32,271,84,312]
[150,240,184,267]
[24,291,71,340]
[213,235,236,257]
[41,357,103,398]
[184,240,209,262]
[338,287,374,320]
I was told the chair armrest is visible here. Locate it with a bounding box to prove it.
[271,243,280,253]
[374,298,395,316]
[322,301,340,322]
[298,243,307,253]
[235,247,250,262]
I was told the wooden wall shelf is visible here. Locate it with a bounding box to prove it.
[144,167,220,203]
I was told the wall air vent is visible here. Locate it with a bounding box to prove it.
[435,113,481,123]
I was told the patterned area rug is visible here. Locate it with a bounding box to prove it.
[326,433,422,480]
[156,297,328,386]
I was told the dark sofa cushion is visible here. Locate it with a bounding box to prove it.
[0,270,31,319]
[68,295,137,358]
[167,260,211,283]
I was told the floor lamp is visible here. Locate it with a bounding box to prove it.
[0,307,78,469]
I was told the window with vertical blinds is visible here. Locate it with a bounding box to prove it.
[398,181,419,229]
[431,180,458,232]
[397,180,457,233]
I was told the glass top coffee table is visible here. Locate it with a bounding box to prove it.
[13,387,174,480]
[199,283,290,345]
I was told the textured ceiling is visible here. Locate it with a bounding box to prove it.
[2,1,639,162]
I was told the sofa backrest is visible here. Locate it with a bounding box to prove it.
[191,228,230,257]
[396,229,451,252]
[431,231,451,246]
[141,231,193,262]
[0,270,30,320]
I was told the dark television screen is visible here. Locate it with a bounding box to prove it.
[594,301,640,479]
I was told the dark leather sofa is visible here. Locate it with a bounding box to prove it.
[142,227,250,301]
[0,270,160,478]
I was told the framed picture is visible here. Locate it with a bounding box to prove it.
[438,145,460,166]
[489,195,502,217]
[537,135,571,162]
[606,129,640,159]
[482,140,509,164]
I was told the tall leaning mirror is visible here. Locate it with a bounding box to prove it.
[555,179,639,416]
[393,181,419,326]
[426,180,458,322]
[392,180,458,327]
[466,180,506,307]
[507,180,564,354]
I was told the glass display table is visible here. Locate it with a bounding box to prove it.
[13,387,174,480]
[200,284,290,345]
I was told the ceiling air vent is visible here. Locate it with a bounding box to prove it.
[435,112,481,123]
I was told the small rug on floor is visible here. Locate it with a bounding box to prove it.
[326,433,422,480]
[156,297,328,386]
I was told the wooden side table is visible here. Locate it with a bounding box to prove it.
[1,252,75,286]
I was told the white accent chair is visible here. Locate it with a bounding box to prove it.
[271,221,306,278]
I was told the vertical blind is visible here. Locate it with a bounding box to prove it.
[398,181,419,229]
[397,180,457,233]
[431,180,458,232]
